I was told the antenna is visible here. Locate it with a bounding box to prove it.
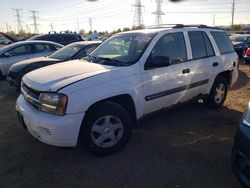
[132,0,144,27]
[152,0,165,25]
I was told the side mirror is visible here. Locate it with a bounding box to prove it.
[3,52,11,57]
[146,56,170,69]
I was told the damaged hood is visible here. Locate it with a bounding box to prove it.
[23,60,115,91]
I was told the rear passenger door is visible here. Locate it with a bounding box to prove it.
[186,30,217,96]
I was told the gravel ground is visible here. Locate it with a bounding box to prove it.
[0,65,249,188]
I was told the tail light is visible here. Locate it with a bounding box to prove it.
[245,48,250,56]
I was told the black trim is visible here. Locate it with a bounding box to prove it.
[145,79,209,101]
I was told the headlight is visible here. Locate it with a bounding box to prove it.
[242,102,250,127]
[39,93,68,116]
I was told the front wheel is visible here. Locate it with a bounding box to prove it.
[79,101,133,156]
[203,76,228,109]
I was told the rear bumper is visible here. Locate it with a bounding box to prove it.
[232,124,250,187]
[244,56,250,65]
[16,95,85,147]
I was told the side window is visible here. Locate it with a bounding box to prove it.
[85,45,97,55]
[34,44,53,53]
[202,32,215,57]
[7,45,31,56]
[49,35,63,43]
[188,31,207,59]
[188,31,215,59]
[150,32,187,64]
[210,31,234,54]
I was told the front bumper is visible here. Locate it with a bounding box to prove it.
[16,95,85,147]
[232,123,250,187]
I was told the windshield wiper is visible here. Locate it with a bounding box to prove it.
[98,57,121,66]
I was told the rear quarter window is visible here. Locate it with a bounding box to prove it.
[210,31,234,54]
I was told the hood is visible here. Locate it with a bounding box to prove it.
[10,57,60,72]
[23,60,114,91]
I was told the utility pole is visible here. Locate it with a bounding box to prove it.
[89,18,92,32]
[30,10,39,34]
[231,0,235,27]
[132,0,144,27]
[152,0,165,25]
[5,23,9,32]
[12,8,23,33]
[77,18,80,33]
[213,14,215,26]
[50,23,54,32]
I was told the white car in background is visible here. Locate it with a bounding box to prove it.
[16,24,238,155]
[0,41,62,78]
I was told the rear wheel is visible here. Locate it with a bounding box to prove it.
[79,101,133,156]
[203,76,228,109]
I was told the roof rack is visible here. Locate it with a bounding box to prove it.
[146,24,220,30]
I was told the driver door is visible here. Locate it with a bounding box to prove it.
[142,32,193,114]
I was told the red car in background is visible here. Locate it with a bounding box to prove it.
[244,48,250,65]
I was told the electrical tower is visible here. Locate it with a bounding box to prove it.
[132,0,144,27]
[12,8,23,33]
[50,23,54,32]
[231,0,235,27]
[152,0,165,25]
[89,18,92,32]
[30,10,39,34]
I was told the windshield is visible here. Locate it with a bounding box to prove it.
[49,44,83,60]
[89,33,155,66]
[230,36,248,42]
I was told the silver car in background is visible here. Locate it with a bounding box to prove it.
[0,41,62,78]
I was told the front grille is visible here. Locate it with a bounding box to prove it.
[8,71,18,79]
[22,83,41,99]
[21,83,41,110]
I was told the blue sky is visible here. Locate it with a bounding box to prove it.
[0,0,249,34]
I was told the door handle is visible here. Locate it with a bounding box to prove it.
[212,62,219,67]
[182,68,190,74]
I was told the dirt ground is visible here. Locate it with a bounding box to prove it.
[0,65,249,188]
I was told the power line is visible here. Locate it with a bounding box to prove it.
[152,0,165,25]
[12,8,23,33]
[132,0,144,27]
[30,10,39,34]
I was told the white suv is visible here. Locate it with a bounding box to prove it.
[16,25,238,155]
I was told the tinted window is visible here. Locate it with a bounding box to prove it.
[64,35,77,41]
[211,31,234,54]
[150,32,187,64]
[189,31,207,59]
[34,44,53,53]
[7,45,32,56]
[49,35,63,43]
[202,32,215,57]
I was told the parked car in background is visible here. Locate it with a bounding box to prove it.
[230,35,250,58]
[244,48,250,65]
[232,101,250,187]
[16,24,238,155]
[0,38,12,45]
[28,33,85,45]
[0,41,62,79]
[7,41,101,89]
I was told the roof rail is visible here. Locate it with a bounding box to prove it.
[146,24,220,30]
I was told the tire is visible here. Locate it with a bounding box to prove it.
[203,76,228,109]
[0,71,4,80]
[79,101,133,156]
